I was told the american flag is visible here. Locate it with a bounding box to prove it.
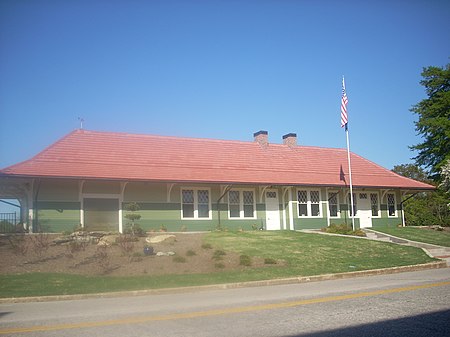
[340,77,348,128]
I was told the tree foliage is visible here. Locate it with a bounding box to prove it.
[440,159,450,194]
[410,63,450,180]
[392,164,449,226]
[392,164,432,184]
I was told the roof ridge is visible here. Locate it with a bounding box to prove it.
[75,129,351,151]
[80,129,268,146]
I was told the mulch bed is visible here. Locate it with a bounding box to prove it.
[0,233,268,276]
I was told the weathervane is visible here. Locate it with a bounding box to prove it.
[78,117,84,129]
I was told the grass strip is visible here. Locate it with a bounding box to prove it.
[0,231,437,298]
[373,226,450,247]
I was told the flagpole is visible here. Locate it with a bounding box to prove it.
[341,76,355,230]
[345,124,355,230]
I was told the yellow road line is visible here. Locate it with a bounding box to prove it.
[1,281,450,335]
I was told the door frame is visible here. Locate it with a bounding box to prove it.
[265,189,281,230]
[357,192,372,228]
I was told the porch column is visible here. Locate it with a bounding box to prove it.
[288,188,294,230]
[118,182,128,233]
[79,180,85,228]
[26,182,34,233]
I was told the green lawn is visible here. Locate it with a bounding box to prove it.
[373,226,450,247]
[0,231,437,298]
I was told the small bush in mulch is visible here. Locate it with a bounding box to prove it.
[7,235,29,256]
[212,249,226,260]
[186,249,196,256]
[239,254,252,266]
[322,224,366,237]
[173,256,187,263]
[264,258,277,265]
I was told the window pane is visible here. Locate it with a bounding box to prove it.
[311,204,320,216]
[198,190,209,204]
[267,191,277,198]
[310,191,320,203]
[229,204,240,218]
[198,204,209,218]
[244,204,254,218]
[348,193,357,216]
[370,193,379,216]
[330,205,338,217]
[298,191,307,203]
[243,191,254,205]
[229,191,240,204]
[388,206,395,216]
[182,204,194,218]
[329,193,338,217]
[182,190,194,203]
[298,204,308,216]
[387,194,396,216]
[182,190,194,218]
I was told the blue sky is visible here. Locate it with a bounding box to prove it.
[0,0,449,175]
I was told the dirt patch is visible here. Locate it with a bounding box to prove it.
[0,233,271,277]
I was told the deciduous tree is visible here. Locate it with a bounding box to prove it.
[410,62,450,181]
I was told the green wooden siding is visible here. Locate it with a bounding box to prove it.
[36,201,80,233]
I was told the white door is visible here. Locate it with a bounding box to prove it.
[357,193,372,228]
[265,190,281,230]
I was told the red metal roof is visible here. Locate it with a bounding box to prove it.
[0,129,434,190]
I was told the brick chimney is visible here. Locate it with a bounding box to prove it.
[253,130,269,147]
[282,133,297,147]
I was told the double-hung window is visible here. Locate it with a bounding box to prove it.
[297,189,321,217]
[181,188,211,219]
[348,193,357,216]
[328,192,339,217]
[387,193,397,217]
[370,193,380,217]
[228,190,255,219]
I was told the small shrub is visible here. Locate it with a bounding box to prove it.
[131,252,143,262]
[95,246,111,273]
[212,249,226,260]
[116,234,136,256]
[7,235,29,256]
[67,240,87,254]
[173,256,186,263]
[239,254,252,266]
[30,232,51,258]
[201,243,212,249]
[201,242,212,249]
[123,223,146,237]
[215,262,225,269]
[186,249,196,256]
[264,258,277,265]
[322,224,366,237]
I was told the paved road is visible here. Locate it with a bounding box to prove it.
[1,268,450,337]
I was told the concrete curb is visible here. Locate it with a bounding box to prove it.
[0,260,446,304]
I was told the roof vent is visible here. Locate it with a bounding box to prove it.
[253,130,268,147]
[282,133,297,147]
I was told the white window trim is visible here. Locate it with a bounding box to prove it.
[386,193,397,218]
[228,189,257,220]
[181,187,212,220]
[327,191,340,218]
[297,189,322,218]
